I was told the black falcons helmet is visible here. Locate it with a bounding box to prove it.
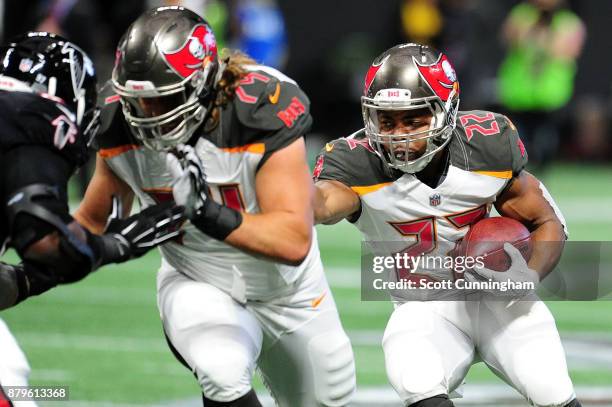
[0,32,100,144]
[112,6,219,151]
[362,43,460,173]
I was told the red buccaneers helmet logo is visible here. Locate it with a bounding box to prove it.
[162,24,217,78]
[414,54,459,102]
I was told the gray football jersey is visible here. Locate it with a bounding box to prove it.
[315,111,528,282]
[98,65,320,300]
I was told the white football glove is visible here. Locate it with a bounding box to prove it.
[167,144,243,241]
[467,242,540,298]
[167,144,208,219]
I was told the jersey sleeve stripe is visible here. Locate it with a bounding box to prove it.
[99,144,140,158]
[472,170,513,179]
[220,143,265,154]
[351,182,393,196]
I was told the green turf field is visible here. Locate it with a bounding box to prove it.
[1,163,611,404]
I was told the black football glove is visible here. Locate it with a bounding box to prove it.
[98,196,185,264]
[167,144,242,240]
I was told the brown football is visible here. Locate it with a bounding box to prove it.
[453,217,532,279]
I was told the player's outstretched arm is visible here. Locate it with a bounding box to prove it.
[313,180,361,225]
[0,262,59,310]
[2,148,182,308]
[74,154,184,264]
[495,170,567,279]
[15,152,184,283]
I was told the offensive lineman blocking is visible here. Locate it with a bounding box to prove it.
[75,7,355,407]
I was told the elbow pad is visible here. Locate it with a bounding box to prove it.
[6,184,97,280]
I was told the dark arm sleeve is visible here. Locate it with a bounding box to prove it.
[1,144,74,250]
[503,115,529,176]
[314,141,356,187]
[233,75,313,170]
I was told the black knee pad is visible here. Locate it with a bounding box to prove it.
[409,394,454,407]
[202,389,262,407]
[564,399,582,407]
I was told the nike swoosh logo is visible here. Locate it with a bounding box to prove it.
[268,83,281,104]
[311,292,327,308]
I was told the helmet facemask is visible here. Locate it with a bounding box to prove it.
[113,62,216,151]
[361,44,461,174]
[362,88,459,174]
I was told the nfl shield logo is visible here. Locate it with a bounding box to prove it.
[429,193,441,206]
[19,58,33,73]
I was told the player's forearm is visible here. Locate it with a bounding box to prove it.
[225,212,312,266]
[313,182,360,225]
[76,155,135,234]
[314,186,340,225]
[315,205,351,225]
[528,219,566,279]
[74,210,106,234]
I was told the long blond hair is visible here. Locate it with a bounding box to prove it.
[207,49,257,130]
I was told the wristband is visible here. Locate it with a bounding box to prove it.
[190,200,243,241]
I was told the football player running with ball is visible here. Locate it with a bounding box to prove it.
[74,6,355,407]
[313,43,580,407]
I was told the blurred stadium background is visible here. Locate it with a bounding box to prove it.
[1,0,611,405]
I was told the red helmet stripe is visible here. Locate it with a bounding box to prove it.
[364,64,381,95]
[364,55,390,95]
